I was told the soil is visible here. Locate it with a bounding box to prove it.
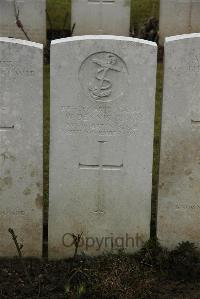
[1,241,200,299]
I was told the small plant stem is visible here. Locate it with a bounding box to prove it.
[8,228,33,286]
[13,0,31,41]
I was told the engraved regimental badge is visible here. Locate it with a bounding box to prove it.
[79,52,128,103]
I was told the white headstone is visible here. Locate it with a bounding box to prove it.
[71,0,131,36]
[0,0,46,44]
[49,36,157,258]
[0,38,43,257]
[158,33,200,249]
[159,0,200,45]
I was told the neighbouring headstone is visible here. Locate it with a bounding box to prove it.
[159,0,200,45]
[0,0,46,44]
[158,33,200,249]
[49,36,157,258]
[0,38,43,257]
[71,0,131,36]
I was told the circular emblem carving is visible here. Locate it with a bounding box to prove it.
[79,52,128,103]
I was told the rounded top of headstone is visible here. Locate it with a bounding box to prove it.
[0,37,43,49]
[51,35,157,48]
[165,33,200,44]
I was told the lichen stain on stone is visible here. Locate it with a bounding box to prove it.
[159,135,200,194]
[30,168,38,177]
[36,182,42,190]
[23,187,31,195]
[0,176,12,192]
[184,169,192,176]
[4,169,11,176]
[35,194,43,209]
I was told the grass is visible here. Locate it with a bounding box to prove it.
[151,63,163,235]
[46,0,160,31]
[43,65,50,208]
[47,0,71,31]
[132,0,160,32]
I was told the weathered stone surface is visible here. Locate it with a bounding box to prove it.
[49,36,157,258]
[0,38,43,257]
[159,0,200,45]
[0,0,46,44]
[71,0,131,36]
[158,33,200,249]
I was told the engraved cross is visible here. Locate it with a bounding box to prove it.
[0,125,14,131]
[88,0,115,33]
[0,109,14,132]
[191,119,200,127]
[79,140,123,214]
[79,140,123,171]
